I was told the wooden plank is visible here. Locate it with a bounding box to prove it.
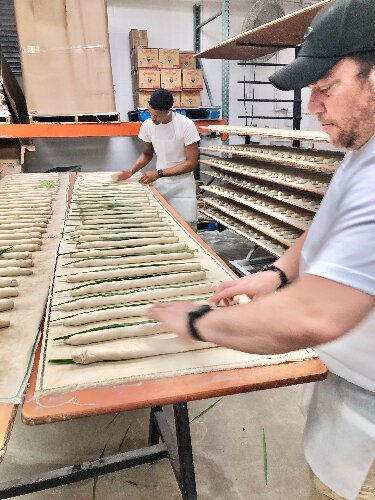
[202,125,329,143]
[23,342,326,425]
[197,0,331,60]
[22,185,326,425]
[0,405,17,463]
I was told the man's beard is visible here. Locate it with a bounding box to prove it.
[334,85,375,149]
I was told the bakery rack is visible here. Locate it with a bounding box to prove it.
[199,125,343,275]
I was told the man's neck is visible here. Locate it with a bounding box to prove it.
[161,111,173,125]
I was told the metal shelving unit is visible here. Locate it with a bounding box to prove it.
[199,134,343,274]
[194,2,336,272]
[193,0,230,126]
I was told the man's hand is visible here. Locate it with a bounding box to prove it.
[115,170,133,182]
[148,301,197,341]
[211,271,282,304]
[139,171,159,185]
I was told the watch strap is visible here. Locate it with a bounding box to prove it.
[262,264,288,289]
[157,169,164,178]
[187,304,212,341]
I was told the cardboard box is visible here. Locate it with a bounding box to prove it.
[132,69,160,90]
[0,143,24,179]
[180,91,201,108]
[179,52,196,70]
[129,29,148,51]
[134,91,152,108]
[158,49,180,69]
[14,0,117,117]
[182,69,203,90]
[131,48,159,69]
[171,92,181,108]
[160,69,182,91]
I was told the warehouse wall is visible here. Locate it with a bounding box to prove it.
[25,0,328,173]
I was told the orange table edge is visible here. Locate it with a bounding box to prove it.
[22,185,327,425]
[0,120,227,139]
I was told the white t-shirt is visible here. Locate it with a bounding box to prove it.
[138,112,200,171]
[300,134,375,499]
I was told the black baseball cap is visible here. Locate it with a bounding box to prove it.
[269,0,375,91]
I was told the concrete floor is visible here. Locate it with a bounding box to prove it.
[0,228,313,499]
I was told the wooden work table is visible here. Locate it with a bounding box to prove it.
[0,182,326,499]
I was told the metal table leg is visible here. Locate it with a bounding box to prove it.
[174,403,197,500]
[0,403,196,499]
[149,403,197,500]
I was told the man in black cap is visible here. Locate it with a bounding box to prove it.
[148,1,375,498]
[117,88,200,227]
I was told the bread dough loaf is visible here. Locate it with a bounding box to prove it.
[74,231,174,243]
[0,267,33,277]
[66,262,201,283]
[0,239,41,247]
[70,225,170,237]
[74,217,164,226]
[3,244,41,252]
[0,278,18,288]
[63,303,151,326]
[64,321,168,345]
[0,299,14,311]
[0,252,32,260]
[0,233,41,240]
[61,282,216,311]
[75,236,179,249]
[70,335,213,364]
[66,243,188,259]
[67,252,194,268]
[0,226,47,235]
[0,287,19,298]
[0,259,33,269]
[69,270,206,297]
[72,222,168,232]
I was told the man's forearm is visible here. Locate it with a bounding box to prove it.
[129,153,153,174]
[273,232,308,282]
[196,278,332,354]
[161,160,196,177]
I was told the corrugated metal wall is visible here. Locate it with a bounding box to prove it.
[0,0,21,76]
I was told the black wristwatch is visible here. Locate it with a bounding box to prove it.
[187,304,212,341]
[261,264,288,289]
[157,169,164,178]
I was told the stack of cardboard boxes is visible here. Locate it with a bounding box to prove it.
[130,29,203,109]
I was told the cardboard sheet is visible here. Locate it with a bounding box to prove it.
[0,173,69,403]
[14,0,116,117]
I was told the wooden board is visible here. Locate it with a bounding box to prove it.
[197,0,331,60]
[0,405,17,463]
[202,125,330,143]
[23,339,326,425]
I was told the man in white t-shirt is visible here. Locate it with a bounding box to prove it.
[117,88,200,226]
[148,1,375,498]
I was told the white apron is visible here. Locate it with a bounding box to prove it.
[150,114,197,222]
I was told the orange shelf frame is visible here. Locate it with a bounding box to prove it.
[0,120,227,139]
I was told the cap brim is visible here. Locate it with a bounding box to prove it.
[269,56,341,91]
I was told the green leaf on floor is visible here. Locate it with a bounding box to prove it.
[189,398,222,423]
[263,428,268,486]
